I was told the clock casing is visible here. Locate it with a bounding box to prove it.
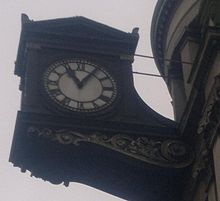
[10,15,183,201]
[43,58,117,114]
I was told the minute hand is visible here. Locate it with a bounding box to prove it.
[80,69,98,88]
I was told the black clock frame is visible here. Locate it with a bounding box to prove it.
[40,57,121,117]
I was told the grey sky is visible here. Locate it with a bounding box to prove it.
[0,1,173,200]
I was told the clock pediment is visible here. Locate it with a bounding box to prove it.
[22,15,138,42]
[15,14,139,77]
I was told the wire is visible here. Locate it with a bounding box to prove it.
[132,71,179,79]
[133,71,163,78]
[133,53,190,79]
[134,53,193,65]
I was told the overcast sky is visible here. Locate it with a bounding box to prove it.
[0,1,173,201]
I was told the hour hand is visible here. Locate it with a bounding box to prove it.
[66,68,82,88]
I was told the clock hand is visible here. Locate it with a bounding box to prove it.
[79,68,98,88]
[66,68,82,88]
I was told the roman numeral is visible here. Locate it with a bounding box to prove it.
[92,102,99,108]
[63,63,72,70]
[99,95,110,102]
[77,102,84,109]
[47,80,58,86]
[50,89,61,96]
[99,77,108,81]
[103,86,114,91]
[76,63,85,71]
[61,97,71,105]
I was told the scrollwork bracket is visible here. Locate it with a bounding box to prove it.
[27,126,193,169]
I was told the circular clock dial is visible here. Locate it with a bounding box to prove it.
[43,59,117,113]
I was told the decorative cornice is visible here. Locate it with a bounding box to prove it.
[27,126,193,168]
[151,0,180,75]
[15,15,139,77]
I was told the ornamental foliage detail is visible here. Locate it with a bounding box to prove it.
[27,126,193,168]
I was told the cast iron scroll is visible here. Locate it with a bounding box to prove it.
[192,74,220,179]
[27,126,193,168]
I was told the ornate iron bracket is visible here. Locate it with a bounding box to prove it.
[198,74,220,147]
[192,74,220,179]
[27,126,193,168]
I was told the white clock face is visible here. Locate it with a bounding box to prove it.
[43,59,117,113]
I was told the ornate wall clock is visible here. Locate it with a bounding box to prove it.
[43,58,117,113]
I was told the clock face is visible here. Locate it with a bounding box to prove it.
[43,59,117,113]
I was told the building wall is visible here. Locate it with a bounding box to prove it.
[151,0,220,200]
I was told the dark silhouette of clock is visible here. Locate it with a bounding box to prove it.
[10,15,184,201]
